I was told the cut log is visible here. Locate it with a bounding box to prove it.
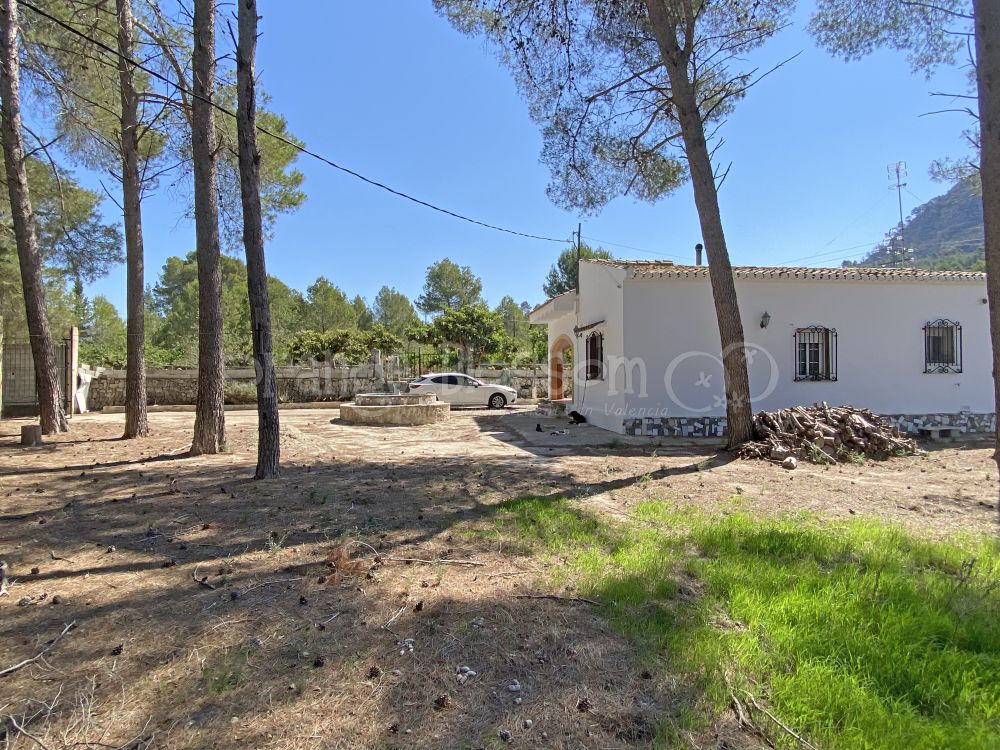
[738,404,917,464]
[20,425,42,446]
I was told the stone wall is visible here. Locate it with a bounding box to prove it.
[86,366,548,411]
[622,412,997,438]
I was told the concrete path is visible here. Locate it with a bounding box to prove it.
[499,408,724,450]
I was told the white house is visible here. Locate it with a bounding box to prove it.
[529,259,993,436]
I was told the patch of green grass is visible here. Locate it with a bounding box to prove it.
[265,530,289,552]
[202,651,246,693]
[492,497,1000,749]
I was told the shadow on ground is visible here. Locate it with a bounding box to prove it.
[0,410,735,749]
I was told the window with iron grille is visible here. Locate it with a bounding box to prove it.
[924,319,962,373]
[585,331,604,380]
[794,326,837,381]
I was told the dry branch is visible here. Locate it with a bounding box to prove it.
[191,567,216,590]
[380,556,485,567]
[742,689,821,750]
[0,621,76,678]
[4,713,54,750]
[513,594,599,606]
[350,540,485,567]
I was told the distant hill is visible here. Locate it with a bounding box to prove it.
[844,177,984,271]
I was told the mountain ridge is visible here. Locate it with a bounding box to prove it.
[844,177,984,271]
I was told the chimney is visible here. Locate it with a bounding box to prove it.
[695,243,704,266]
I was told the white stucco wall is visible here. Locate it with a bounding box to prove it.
[571,262,627,431]
[591,274,993,431]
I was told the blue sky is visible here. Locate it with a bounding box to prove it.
[81,2,975,315]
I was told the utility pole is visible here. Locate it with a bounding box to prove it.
[888,161,907,267]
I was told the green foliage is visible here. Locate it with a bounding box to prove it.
[24,2,305,249]
[0,158,123,339]
[494,295,540,363]
[415,258,483,314]
[215,87,308,248]
[435,1,791,214]
[494,295,528,337]
[542,242,613,297]
[25,159,123,286]
[223,381,259,405]
[78,295,127,367]
[364,323,404,355]
[352,294,374,330]
[528,323,548,363]
[809,0,970,73]
[300,277,357,332]
[491,498,1000,749]
[23,1,169,171]
[287,325,403,365]
[421,303,513,369]
[149,252,305,365]
[372,285,421,337]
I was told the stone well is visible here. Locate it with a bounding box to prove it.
[338,392,449,426]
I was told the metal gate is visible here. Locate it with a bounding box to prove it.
[1,339,71,418]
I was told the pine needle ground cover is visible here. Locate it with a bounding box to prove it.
[493,497,1000,749]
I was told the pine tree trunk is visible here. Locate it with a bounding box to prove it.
[0,0,67,434]
[973,0,1000,521]
[644,0,753,448]
[236,0,279,479]
[116,0,148,439]
[190,0,225,455]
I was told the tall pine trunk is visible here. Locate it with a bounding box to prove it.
[973,0,1000,520]
[0,0,67,434]
[236,0,280,478]
[190,0,225,455]
[116,0,148,439]
[644,0,753,448]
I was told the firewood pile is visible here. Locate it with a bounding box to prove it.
[738,403,917,463]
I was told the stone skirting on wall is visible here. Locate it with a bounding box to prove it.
[623,412,997,438]
[85,366,548,411]
[625,416,727,438]
[881,412,996,435]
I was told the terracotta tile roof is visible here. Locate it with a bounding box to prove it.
[587,259,985,282]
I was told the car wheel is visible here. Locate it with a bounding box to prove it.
[488,393,507,409]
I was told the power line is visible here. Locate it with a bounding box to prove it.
[776,240,883,266]
[818,189,893,249]
[19,0,568,244]
[580,235,690,261]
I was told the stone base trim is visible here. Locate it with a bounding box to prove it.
[881,412,996,435]
[623,412,996,438]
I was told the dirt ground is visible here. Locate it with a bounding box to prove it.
[0,407,996,750]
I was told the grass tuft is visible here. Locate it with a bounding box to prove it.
[493,497,1000,749]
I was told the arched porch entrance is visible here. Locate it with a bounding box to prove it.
[549,334,574,401]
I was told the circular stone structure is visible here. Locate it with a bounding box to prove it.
[339,392,449,426]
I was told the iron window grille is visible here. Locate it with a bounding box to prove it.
[585,331,604,381]
[924,319,962,373]
[794,326,837,381]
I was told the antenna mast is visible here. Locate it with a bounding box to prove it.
[887,161,908,267]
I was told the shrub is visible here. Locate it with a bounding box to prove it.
[223,381,258,405]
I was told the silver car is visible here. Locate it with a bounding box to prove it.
[408,372,517,408]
